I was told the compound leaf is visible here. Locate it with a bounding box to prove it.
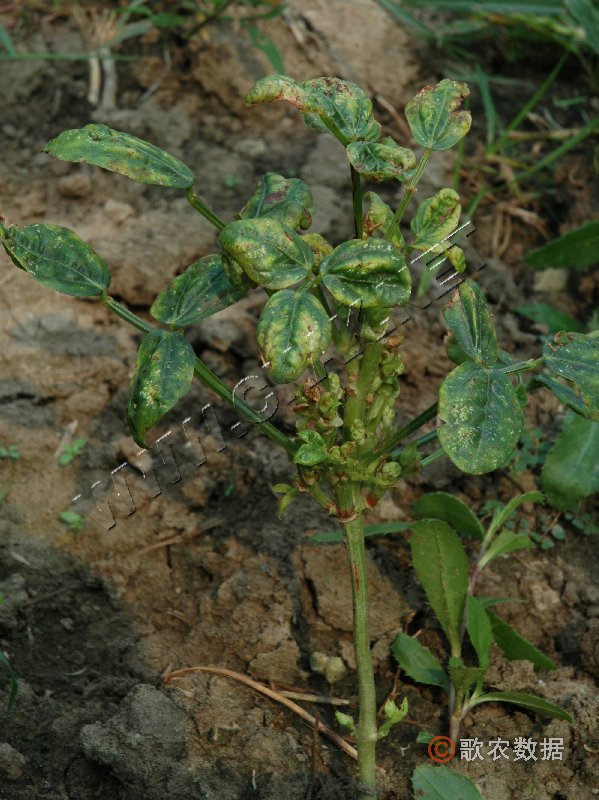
[238,172,314,230]
[150,255,244,327]
[438,362,523,474]
[411,519,469,656]
[443,279,497,366]
[541,411,599,510]
[320,238,410,308]
[219,218,313,289]
[543,331,599,417]
[346,138,416,181]
[413,491,485,540]
[405,79,472,151]
[391,632,449,691]
[128,330,196,447]
[0,222,110,297]
[257,289,331,383]
[44,124,194,188]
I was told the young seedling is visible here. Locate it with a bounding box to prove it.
[2,74,597,798]
[393,491,572,744]
[58,437,87,467]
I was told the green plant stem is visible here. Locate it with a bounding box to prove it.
[338,485,377,799]
[185,188,226,230]
[351,165,364,239]
[386,148,432,243]
[101,295,296,456]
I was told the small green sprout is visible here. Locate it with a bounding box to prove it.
[58,438,87,466]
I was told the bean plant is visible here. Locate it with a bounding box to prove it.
[2,74,598,798]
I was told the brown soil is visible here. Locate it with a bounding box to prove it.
[0,3,597,799]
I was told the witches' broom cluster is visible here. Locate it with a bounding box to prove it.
[2,75,597,799]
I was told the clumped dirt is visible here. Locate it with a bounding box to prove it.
[0,2,597,798]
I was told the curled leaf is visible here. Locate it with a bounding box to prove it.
[150,255,244,327]
[127,330,196,447]
[0,222,110,297]
[405,79,471,151]
[238,172,314,230]
[257,290,332,383]
[219,218,313,289]
[346,138,416,181]
[320,238,411,308]
[246,74,381,143]
[44,124,194,188]
[411,188,461,244]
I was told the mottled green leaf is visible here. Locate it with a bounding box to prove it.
[412,766,484,800]
[486,610,555,671]
[301,77,381,142]
[479,531,534,569]
[411,188,461,244]
[246,74,381,143]
[472,691,570,721]
[127,330,196,447]
[413,491,485,540]
[411,519,469,656]
[221,251,255,294]
[320,239,410,308]
[219,218,313,289]
[466,596,493,670]
[301,233,333,266]
[150,255,243,327]
[363,192,405,249]
[541,412,599,510]
[405,79,472,151]
[294,430,328,466]
[391,632,449,691]
[44,124,194,188]
[0,222,110,297]
[245,74,319,111]
[443,280,497,365]
[346,138,416,181]
[544,331,599,415]
[238,172,314,230]
[534,373,597,421]
[257,290,331,383]
[438,362,523,474]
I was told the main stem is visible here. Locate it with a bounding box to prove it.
[338,485,377,799]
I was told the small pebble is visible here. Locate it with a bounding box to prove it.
[0,742,27,781]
